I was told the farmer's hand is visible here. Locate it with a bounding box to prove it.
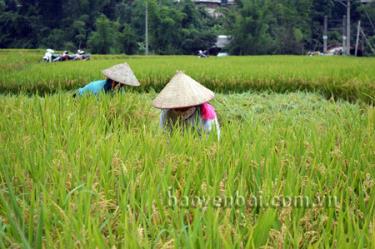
[114,83,122,91]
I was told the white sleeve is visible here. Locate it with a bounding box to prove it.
[202,118,221,141]
[159,109,167,129]
[214,117,221,141]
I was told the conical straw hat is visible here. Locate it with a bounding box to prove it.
[152,72,214,109]
[102,63,140,86]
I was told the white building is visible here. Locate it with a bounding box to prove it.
[215,35,231,49]
[192,0,236,18]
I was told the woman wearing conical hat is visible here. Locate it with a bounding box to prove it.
[75,63,139,96]
[153,72,220,140]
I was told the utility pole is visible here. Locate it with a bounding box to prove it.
[145,0,149,55]
[346,0,351,55]
[343,15,347,54]
[355,20,361,56]
[335,0,351,55]
[323,16,328,54]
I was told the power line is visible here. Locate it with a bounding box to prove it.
[361,27,375,53]
[364,8,375,32]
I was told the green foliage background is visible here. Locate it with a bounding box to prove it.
[1,0,374,55]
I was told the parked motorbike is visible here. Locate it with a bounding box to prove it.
[43,49,91,62]
[72,50,91,61]
[198,50,209,58]
[43,49,60,62]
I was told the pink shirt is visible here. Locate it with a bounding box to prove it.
[200,103,217,121]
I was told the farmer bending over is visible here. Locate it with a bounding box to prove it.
[75,63,139,96]
[153,72,220,141]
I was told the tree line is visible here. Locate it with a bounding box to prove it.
[0,0,374,55]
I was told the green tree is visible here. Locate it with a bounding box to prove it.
[72,19,88,49]
[118,25,138,54]
[0,0,372,55]
[227,0,276,55]
[39,0,63,28]
[40,29,66,48]
[0,0,5,12]
[269,0,312,54]
[0,11,38,48]
[88,15,119,54]
[150,3,185,54]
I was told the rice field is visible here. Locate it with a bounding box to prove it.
[1,49,375,103]
[0,50,374,248]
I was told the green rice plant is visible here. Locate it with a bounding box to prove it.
[0,50,374,103]
[0,92,374,248]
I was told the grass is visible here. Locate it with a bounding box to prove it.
[0,50,375,103]
[0,91,374,248]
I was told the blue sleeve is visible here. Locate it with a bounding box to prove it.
[78,80,107,96]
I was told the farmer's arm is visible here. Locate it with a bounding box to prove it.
[214,118,220,141]
[77,80,107,96]
[160,109,167,129]
[202,117,221,141]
